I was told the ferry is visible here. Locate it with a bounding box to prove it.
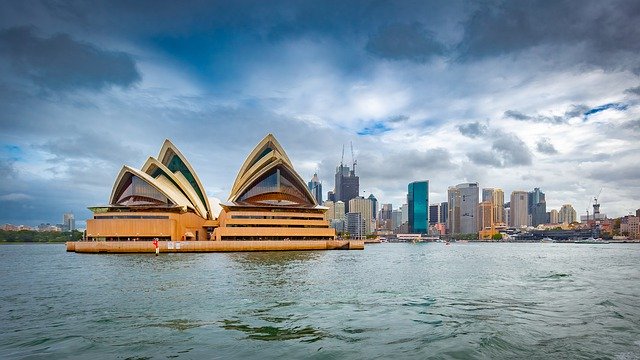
[541,237,556,243]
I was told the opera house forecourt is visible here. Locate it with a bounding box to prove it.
[66,134,363,253]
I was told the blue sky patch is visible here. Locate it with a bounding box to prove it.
[583,103,628,118]
[357,122,392,136]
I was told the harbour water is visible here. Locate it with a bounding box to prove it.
[1,243,639,359]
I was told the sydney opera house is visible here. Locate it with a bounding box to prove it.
[67,134,362,253]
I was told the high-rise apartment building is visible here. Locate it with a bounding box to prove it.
[348,197,373,235]
[448,183,479,234]
[559,204,577,224]
[346,212,364,239]
[478,201,494,231]
[510,191,529,228]
[63,212,75,232]
[408,181,429,234]
[307,173,322,204]
[549,209,559,224]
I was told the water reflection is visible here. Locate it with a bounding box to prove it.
[221,319,326,342]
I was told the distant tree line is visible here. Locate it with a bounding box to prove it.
[0,230,83,243]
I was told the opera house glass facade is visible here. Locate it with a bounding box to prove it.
[85,134,336,242]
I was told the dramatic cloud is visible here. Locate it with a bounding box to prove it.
[625,86,640,96]
[457,0,640,71]
[366,22,446,62]
[0,0,639,225]
[0,26,140,91]
[536,138,558,154]
[468,131,532,168]
[457,121,487,138]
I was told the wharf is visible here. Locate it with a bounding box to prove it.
[66,240,364,253]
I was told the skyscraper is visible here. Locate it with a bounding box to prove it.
[440,201,448,225]
[334,164,359,212]
[63,212,75,232]
[346,212,364,239]
[549,209,559,224]
[510,191,529,228]
[528,188,546,226]
[448,183,479,234]
[368,194,378,220]
[307,173,322,204]
[429,204,440,225]
[408,181,429,234]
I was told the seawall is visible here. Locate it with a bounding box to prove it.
[66,240,364,253]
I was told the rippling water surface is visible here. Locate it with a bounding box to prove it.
[1,243,639,359]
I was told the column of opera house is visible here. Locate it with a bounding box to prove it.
[66,134,363,253]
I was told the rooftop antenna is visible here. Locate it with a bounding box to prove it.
[351,141,357,175]
[341,144,344,167]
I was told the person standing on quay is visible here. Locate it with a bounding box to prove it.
[153,238,159,256]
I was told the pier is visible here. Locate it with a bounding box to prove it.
[66,240,364,253]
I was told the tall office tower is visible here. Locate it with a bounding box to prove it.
[327,190,335,202]
[510,191,529,228]
[401,203,408,225]
[368,194,378,220]
[429,204,440,225]
[549,209,559,224]
[348,197,373,235]
[447,183,479,234]
[528,188,546,226]
[334,163,359,212]
[504,207,510,226]
[559,204,577,224]
[492,189,505,225]
[478,201,494,230]
[63,212,75,232]
[391,209,403,230]
[407,181,429,234]
[346,212,364,239]
[440,201,448,224]
[307,173,322,204]
[482,188,494,202]
[531,202,547,226]
[380,203,393,230]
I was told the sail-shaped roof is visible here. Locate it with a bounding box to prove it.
[109,165,194,210]
[229,134,317,207]
[157,139,213,219]
[141,157,208,218]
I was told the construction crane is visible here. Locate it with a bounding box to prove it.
[593,187,603,219]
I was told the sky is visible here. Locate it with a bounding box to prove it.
[1,0,639,228]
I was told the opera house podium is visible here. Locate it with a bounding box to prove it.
[67,134,363,253]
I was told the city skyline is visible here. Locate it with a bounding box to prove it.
[1,1,639,227]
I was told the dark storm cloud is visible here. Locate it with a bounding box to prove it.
[366,22,447,62]
[457,121,487,138]
[625,86,640,96]
[0,26,140,91]
[536,138,558,154]
[38,131,142,164]
[468,131,532,167]
[457,0,640,70]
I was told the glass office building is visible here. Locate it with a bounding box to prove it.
[408,181,429,234]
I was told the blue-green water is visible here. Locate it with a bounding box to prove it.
[1,243,639,359]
